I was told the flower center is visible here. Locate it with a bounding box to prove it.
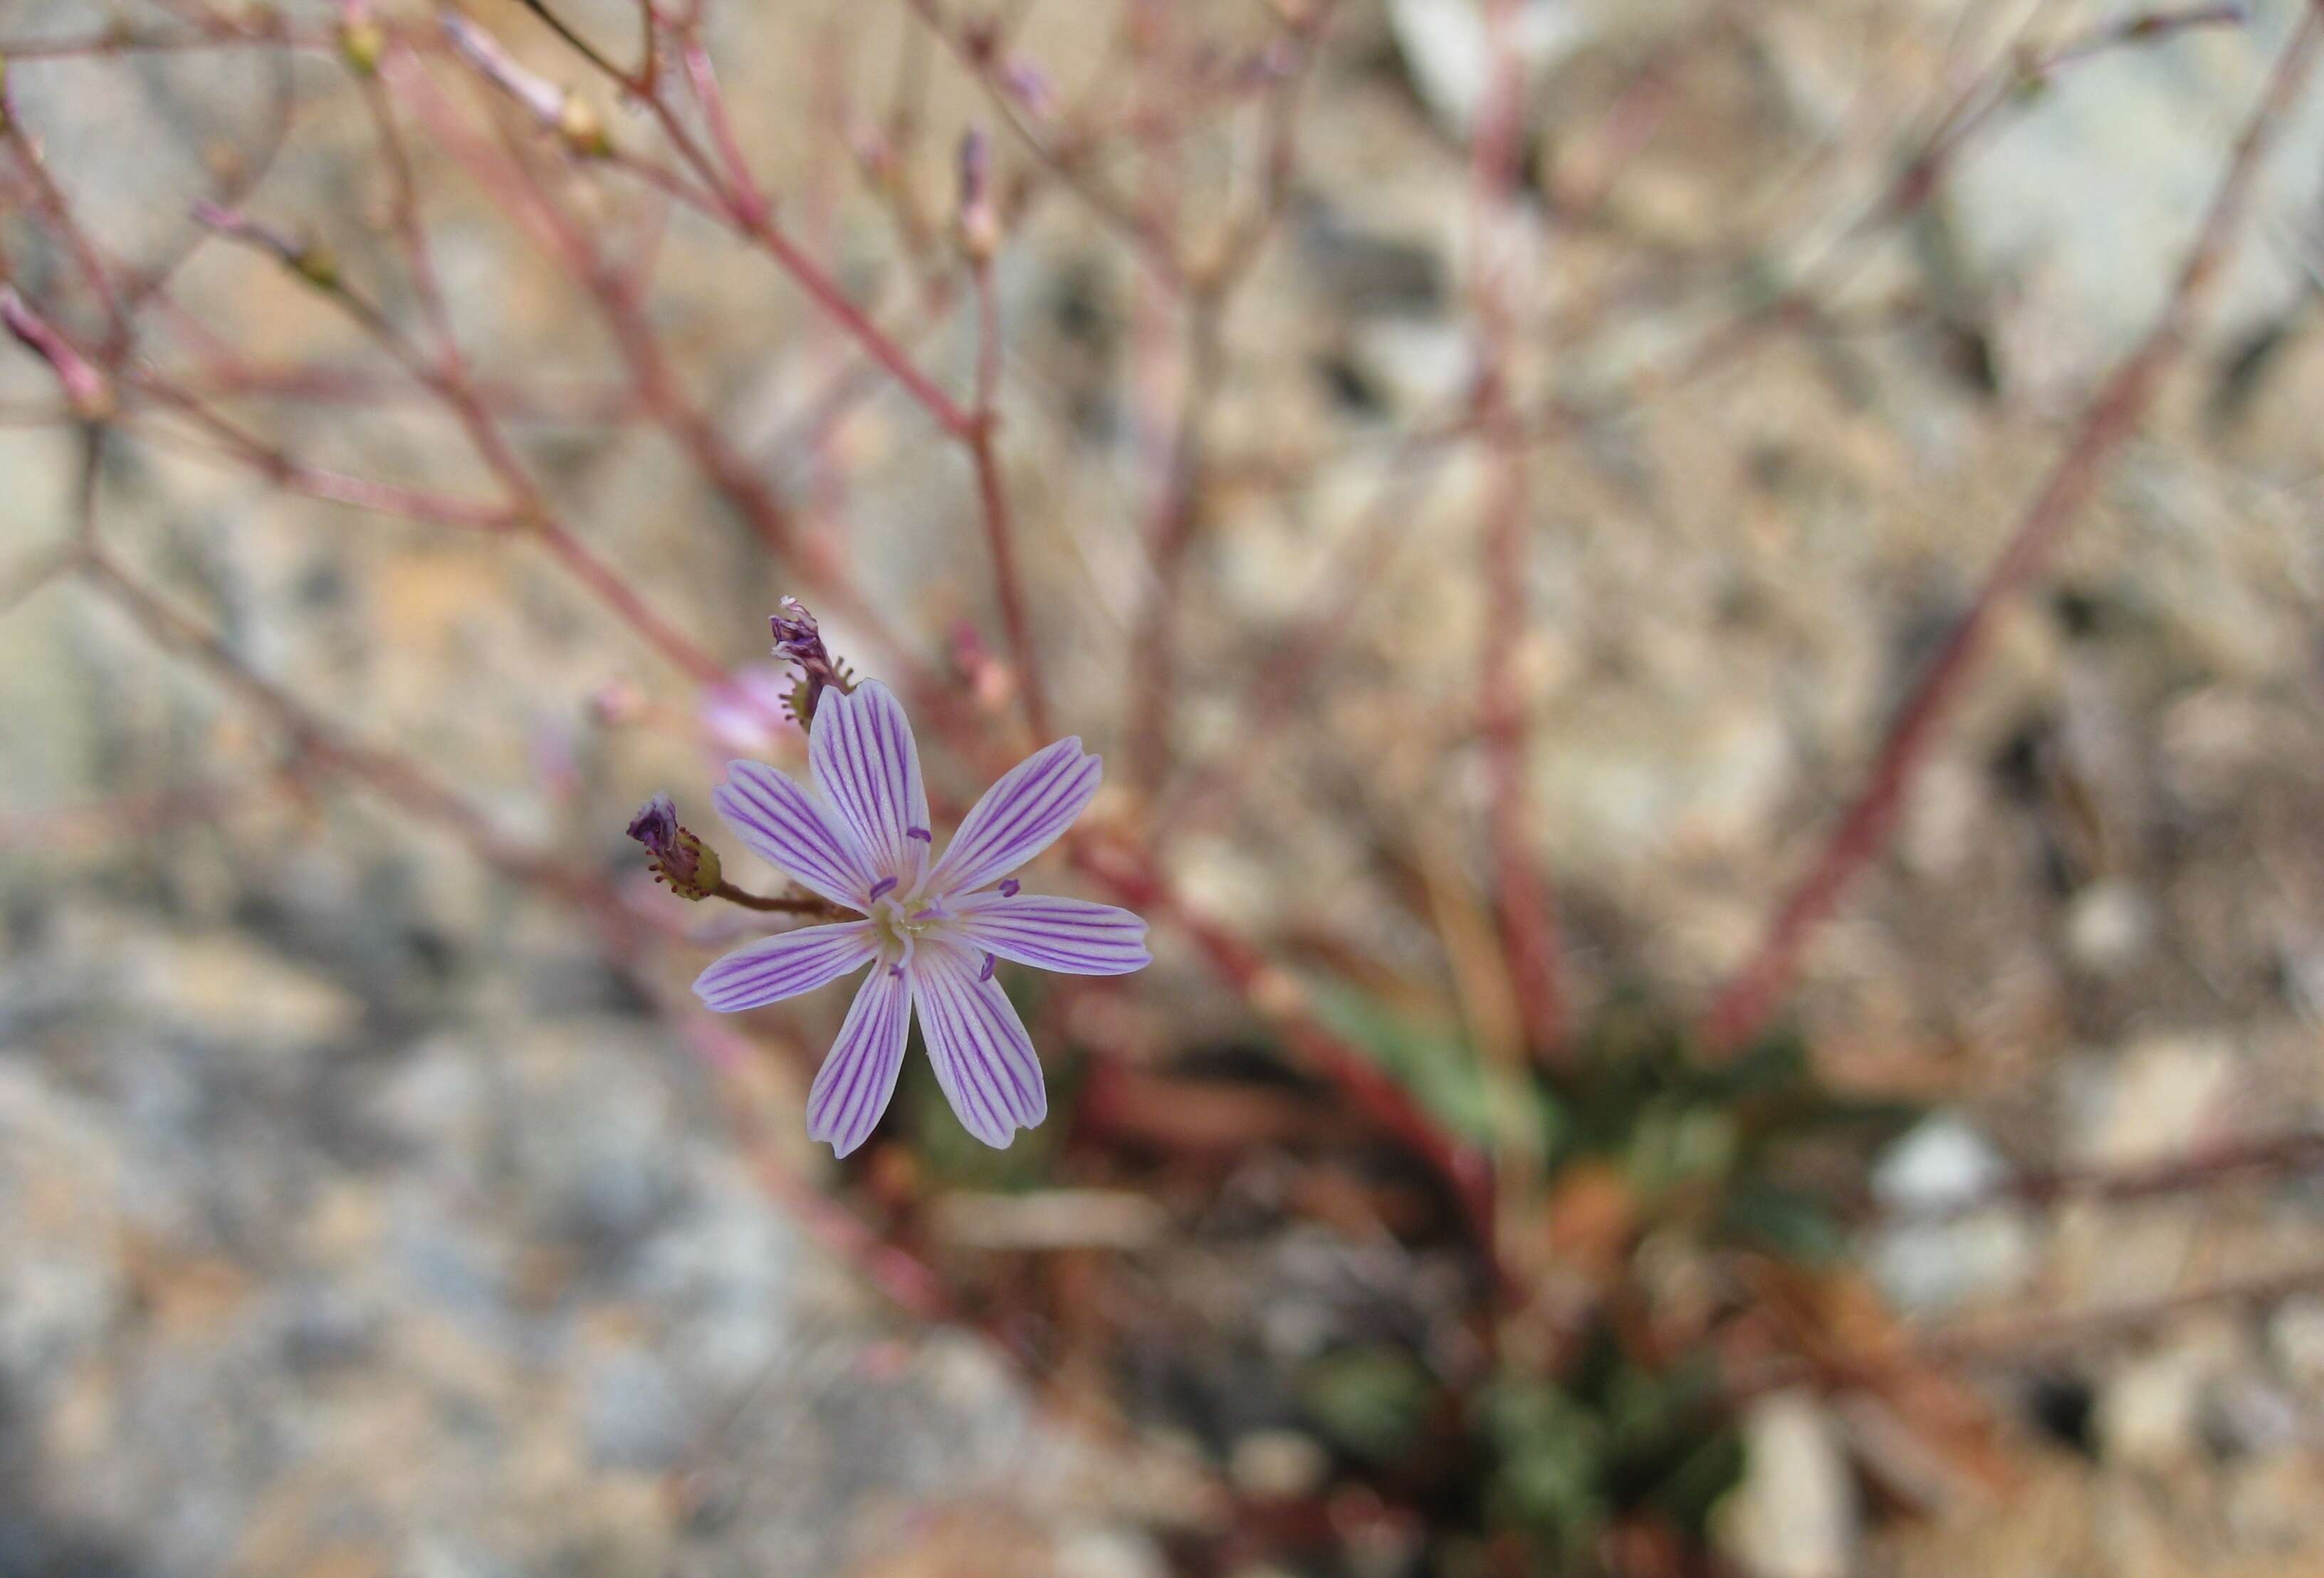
[868,892,948,967]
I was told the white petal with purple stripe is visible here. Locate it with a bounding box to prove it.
[809,680,930,884]
[692,919,877,1012]
[909,936,1047,1147]
[925,737,1102,898]
[950,892,1151,976]
[712,759,879,909]
[805,966,912,1156]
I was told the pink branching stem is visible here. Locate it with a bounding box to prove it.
[1121,300,1209,795]
[902,0,1188,288]
[0,288,112,420]
[737,210,978,441]
[1119,8,1331,794]
[179,85,733,690]
[0,117,131,348]
[1893,3,2254,219]
[966,242,1053,741]
[123,402,522,529]
[79,547,605,905]
[120,352,514,532]
[1146,466,1451,842]
[430,10,976,439]
[1703,0,2324,1056]
[1467,0,1569,1065]
[391,37,948,696]
[647,30,978,439]
[151,363,639,424]
[676,35,770,229]
[355,61,736,687]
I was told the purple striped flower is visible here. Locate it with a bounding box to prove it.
[693,679,1148,1154]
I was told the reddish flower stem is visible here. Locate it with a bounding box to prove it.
[1468,0,1568,1064]
[967,253,1052,742]
[1702,0,2324,1055]
[80,548,605,905]
[1079,842,1499,1253]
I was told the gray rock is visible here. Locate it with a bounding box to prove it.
[585,1348,694,1470]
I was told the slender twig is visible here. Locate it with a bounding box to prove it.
[709,881,847,917]
[1,89,132,348]
[0,541,80,617]
[676,34,770,228]
[1924,1258,2324,1367]
[1468,0,1567,1064]
[1705,0,2324,1054]
[1075,838,1499,1255]
[508,0,639,88]
[902,0,1186,288]
[965,229,1052,741]
[1876,1129,2324,1226]
[1890,2,2255,221]
[1121,293,1217,795]
[79,548,602,902]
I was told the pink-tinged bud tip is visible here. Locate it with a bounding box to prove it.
[627,793,722,899]
[769,597,854,724]
[0,288,112,420]
[958,128,1000,260]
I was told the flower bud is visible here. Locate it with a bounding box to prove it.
[958,128,1000,262]
[627,793,723,901]
[338,4,384,74]
[0,288,112,421]
[557,94,611,159]
[770,597,852,724]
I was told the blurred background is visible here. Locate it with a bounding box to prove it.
[5,0,2324,1573]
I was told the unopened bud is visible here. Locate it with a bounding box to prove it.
[957,128,999,261]
[337,5,384,73]
[998,56,1056,120]
[0,288,112,420]
[627,793,724,901]
[441,13,604,156]
[853,125,898,189]
[193,201,340,289]
[587,677,649,727]
[295,244,341,288]
[557,94,610,159]
[770,597,853,725]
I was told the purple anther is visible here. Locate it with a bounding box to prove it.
[868,876,899,900]
[998,879,1020,897]
[978,953,997,983]
[906,825,933,843]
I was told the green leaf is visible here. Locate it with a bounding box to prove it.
[1717,1180,1850,1262]
[1648,1428,1747,1532]
[1301,1346,1433,1465]
[1306,980,1538,1151]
